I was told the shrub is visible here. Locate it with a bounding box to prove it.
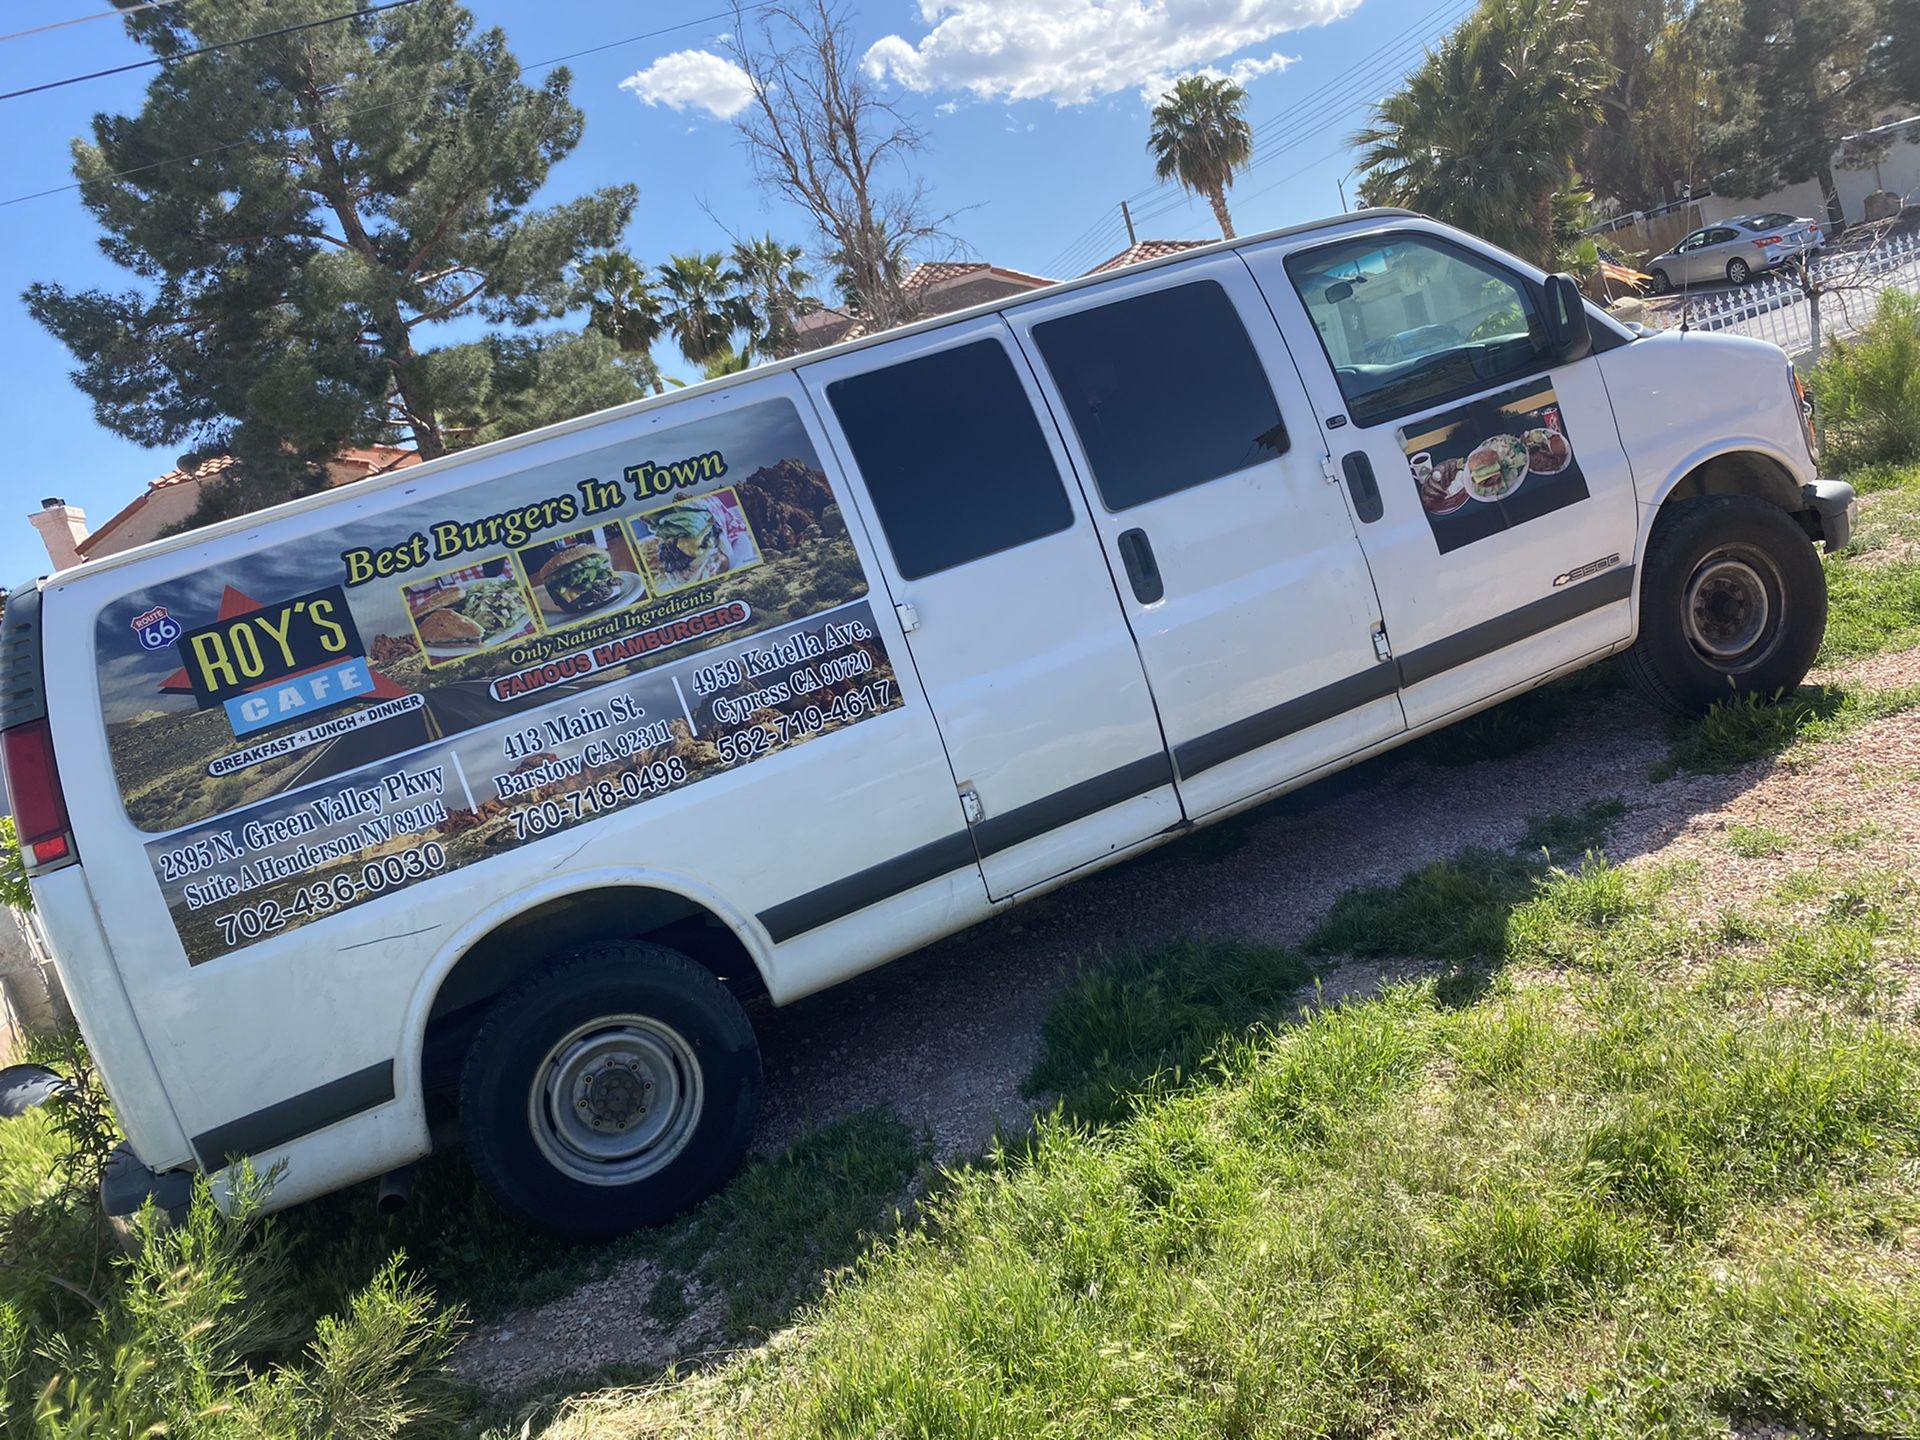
[1811,289,1920,471]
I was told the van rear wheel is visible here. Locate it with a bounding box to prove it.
[459,941,761,1240]
[1624,496,1826,715]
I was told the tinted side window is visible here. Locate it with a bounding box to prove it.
[826,339,1075,580]
[1286,235,1544,428]
[1031,281,1288,510]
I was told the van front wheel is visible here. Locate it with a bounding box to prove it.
[1624,496,1826,715]
[460,941,761,1240]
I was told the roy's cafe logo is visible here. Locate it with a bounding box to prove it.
[161,584,407,737]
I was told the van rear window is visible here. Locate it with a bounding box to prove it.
[91,396,908,965]
[1031,280,1289,510]
[826,339,1075,580]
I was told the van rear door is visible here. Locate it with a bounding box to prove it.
[803,318,1183,900]
[1006,255,1405,818]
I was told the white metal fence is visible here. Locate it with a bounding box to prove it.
[1638,232,1920,354]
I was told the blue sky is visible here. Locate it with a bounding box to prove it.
[0,0,1472,586]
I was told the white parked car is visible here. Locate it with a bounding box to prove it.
[1,210,1853,1239]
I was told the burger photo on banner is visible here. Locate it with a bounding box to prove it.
[516,524,648,633]
[628,487,763,597]
[1401,379,1589,553]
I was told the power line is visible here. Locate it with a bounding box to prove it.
[0,0,422,102]
[0,0,189,45]
[0,1,784,209]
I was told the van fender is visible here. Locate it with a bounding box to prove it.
[393,865,773,1114]
[1620,434,1815,647]
[1631,434,1810,563]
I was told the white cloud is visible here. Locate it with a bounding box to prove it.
[863,0,1354,107]
[619,49,756,121]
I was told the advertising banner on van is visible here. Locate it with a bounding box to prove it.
[1401,380,1589,553]
[93,397,905,964]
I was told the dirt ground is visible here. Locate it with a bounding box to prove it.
[454,651,1920,1391]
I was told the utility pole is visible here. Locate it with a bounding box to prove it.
[1120,199,1137,246]
[1336,176,1349,213]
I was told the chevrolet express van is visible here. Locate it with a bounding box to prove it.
[1,211,1853,1239]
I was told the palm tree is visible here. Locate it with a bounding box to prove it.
[1147,75,1254,240]
[1352,0,1608,268]
[730,234,822,360]
[573,250,665,393]
[657,253,747,368]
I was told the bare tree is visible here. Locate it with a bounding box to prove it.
[726,0,952,330]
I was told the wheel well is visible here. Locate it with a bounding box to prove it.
[1661,451,1803,515]
[419,887,768,1118]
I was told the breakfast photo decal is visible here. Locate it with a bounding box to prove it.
[516,524,647,632]
[403,558,538,666]
[1401,381,1589,553]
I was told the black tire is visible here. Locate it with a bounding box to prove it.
[1727,257,1751,285]
[0,1063,68,1118]
[1650,269,1673,295]
[460,941,761,1241]
[1624,496,1826,715]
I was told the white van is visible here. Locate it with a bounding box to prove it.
[2,211,1852,1239]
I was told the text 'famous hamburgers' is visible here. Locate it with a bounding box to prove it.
[534,544,619,613]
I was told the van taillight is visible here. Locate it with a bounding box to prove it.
[3,717,75,870]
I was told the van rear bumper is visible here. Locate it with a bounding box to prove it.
[1803,479,1857,552]
[102,1142,195,1224]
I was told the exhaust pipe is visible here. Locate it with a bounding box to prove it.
[375,1164,414,1216]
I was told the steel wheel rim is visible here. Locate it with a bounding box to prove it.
[528,1015,703,1186]
[1682,549,1780,667]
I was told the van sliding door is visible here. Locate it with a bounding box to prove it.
[801,317,1182,901]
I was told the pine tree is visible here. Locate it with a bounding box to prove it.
[1706,0,1892,228]
[25,0,634,501]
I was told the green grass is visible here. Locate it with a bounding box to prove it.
[277,1109,925,1344]
[543,855,1920,1439]
[1725,823,1790,857]
[1655,683,1920,777]
[1302,800,1628,981]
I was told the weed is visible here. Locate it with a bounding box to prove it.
[1809,290,1920,471]
[1025,940,1315,1124]
[1656,684,1920,777]
[1725,824,1789,858]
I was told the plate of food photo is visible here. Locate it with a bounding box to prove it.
[631,489,763,597]
[1418,456,1470,515]
[408,570,537,663]
[1464,434,1529,501]
[524,535,646,628]
[1523,426,1572,475]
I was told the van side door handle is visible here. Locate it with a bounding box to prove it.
[1341,451,1384,523]
[1115,528,1164,604]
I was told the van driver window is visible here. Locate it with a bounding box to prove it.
[826,339,1075,580]
[1286,235,1544,428]
[1030,280,1289,511]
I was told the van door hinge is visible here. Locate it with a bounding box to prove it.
[894,601,920,634]
[1372,623,1393,662]
[1321,453,1342,484]
[958,785,985,824]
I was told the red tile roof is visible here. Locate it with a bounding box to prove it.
[77,446,419,556]
[902,260,1056,292]
[1084,239,1211,275]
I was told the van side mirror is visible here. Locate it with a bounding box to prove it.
[1541,273,1593,364]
